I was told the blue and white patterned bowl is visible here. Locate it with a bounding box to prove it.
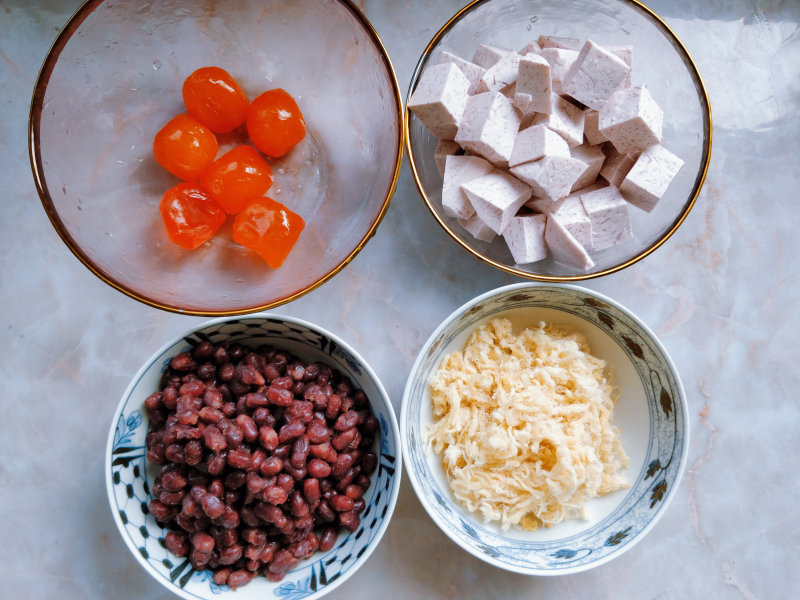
[105,315,401,599]
[401,283,688,575]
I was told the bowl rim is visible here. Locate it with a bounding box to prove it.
[29,0,405,317]
[403,0,713,282]
[104,312,403,599]
[399,281,690,575]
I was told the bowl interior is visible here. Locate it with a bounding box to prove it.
[106,316,400,600]
[33,0,401,314]
[406,0,710,279]
[402,284,687,574]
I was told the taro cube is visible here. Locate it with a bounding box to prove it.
[441,154,494,219]
[619,144,684,212]
[502,213,548,264]
[477,52,522,94]
[455,92,521,166]
[510,154,588,202]
[607,45,633,88]
[580,186,633,251]
[570,142,605,191]
[600,144,637,187]
[513,54,552,116]
[545,216,595,270]
[434,139,464,177]
[584,109,607,145]
[408,62,470,139]
[461,170,532,234]
[508,124,570,168]
[562,40,631,110]
[599,85,663,154]
[458,213,497,243]
[538,48,579,82]
[472,44,512,69]
[438,51,486,95]
[531,94,585,147]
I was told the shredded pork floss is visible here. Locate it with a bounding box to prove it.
[427,318,629,531]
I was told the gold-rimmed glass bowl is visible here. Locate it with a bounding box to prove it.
[30,0,403,315]
[405,0,711,281]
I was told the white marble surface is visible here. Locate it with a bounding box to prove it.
[1,0,798,598]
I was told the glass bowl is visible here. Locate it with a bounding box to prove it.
[30,0,403,315]
[405,0,711,280]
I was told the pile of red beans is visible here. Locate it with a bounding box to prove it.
[144,340,379,589]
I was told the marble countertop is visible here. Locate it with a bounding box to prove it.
[2,1,797,598]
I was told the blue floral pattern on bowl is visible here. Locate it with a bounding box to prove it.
[401,283,688,575]
[106,315,401,600]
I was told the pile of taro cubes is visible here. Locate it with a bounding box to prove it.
[409,35,684,270]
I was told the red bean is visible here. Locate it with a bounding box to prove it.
[345,484,364,500]
[334,410,360,431]
[203,426,226,452]
[329,494,354,512]
[263,486,288,505]
[303,478,321,505]
[332,428,357,451]
[278,421,305,443]
[170,352,196,372]
[147,342,380,585]
[192,531,215,553]
[362,451,378,475]
[332,453,355,478]
[201,494,225,519]
[319,528,338,551]
[267,386,294,407]
[339,511,360,531]
[307,459,331,479]
[235,364,265,386]
[227,449,251,470]
[227,569,253,590]
[324,394,342,420]
[235,414,258,442]
[212,567,231,586]
[289,491,309,517]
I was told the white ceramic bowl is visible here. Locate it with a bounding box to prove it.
[405,0,711,280]
[106,315,401,599]
[401,283,688,574]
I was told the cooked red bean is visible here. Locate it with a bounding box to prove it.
[201,494,225,519]
[278,421,305,443]
[227,449,251,470]
[319,528,338,551]
[283,463,307,481]
[303,478,321,505]
[334,410,360,431]
[332,453,355,478]
[307,459,331,479]
[339,511,360,531]
[203,426,226,452]
[324,394,341,420]
[212,567,232,586]
[362,451,378,475]
[192,531,215,553]
[147,342,379,585]
[332,428,357,451]
[267,386,294,407]
[263,486,289,505]
[227,569,253,590]
[329,494,354,512]
[316,501,336,523]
